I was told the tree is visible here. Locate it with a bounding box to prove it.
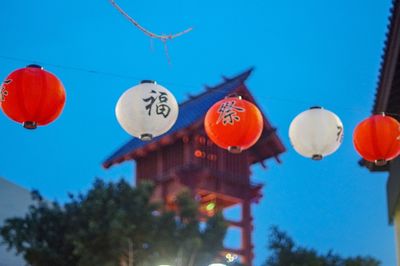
[0,179,227,266]
[264,226,380,266]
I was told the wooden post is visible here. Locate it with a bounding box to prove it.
[161,181,168,205]
[242,198,253,266]
[394,209,400,266]
[157,150,163,177]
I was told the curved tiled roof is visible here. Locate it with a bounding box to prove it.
[103,69,259,168]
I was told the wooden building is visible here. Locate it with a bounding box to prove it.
[103,69,285,266]
[361,0,400,264]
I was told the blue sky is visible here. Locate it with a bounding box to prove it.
[0,0,395,265]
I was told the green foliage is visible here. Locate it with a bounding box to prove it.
[0,190,77,266]
[264,226,380,266]
[0,179,227,266]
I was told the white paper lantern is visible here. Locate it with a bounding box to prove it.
[289,107,344,160]
[115,80,179,141]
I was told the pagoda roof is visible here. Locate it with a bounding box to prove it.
[103,68,285,168]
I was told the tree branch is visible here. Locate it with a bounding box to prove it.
[109,0,193,41]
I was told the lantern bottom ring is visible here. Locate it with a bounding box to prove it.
[228,146,242,154]
[23,121,37,130]
[375,159,387,166]
[312,154,323,160]
[140,133,153,141]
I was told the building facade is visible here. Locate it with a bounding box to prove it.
[361,1,400,265]
[0,177,33,266]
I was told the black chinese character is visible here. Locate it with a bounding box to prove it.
[0,79,11,102]
[337,126,343,142]
[216,100,245,125]
[143,90,171,118]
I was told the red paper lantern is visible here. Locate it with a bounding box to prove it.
[204,96,263,153]
[353,113,400,165]
[1,65,66,129]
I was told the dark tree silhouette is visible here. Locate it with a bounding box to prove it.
[264,226,380,266]
[0,179,226,266]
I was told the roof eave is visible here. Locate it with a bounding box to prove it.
[362,0,400,172]
[373,0,400,113]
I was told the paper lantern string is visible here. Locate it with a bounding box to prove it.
[109,0,193,40]
[0,54,393,116]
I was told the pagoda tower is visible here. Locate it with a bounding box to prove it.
[103,69,285,265]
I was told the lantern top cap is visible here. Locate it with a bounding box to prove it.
[141,80,157,84]
[309,106,322,110]
[372,112,391,117]
[225,93,242,100]
[26,64,43,70]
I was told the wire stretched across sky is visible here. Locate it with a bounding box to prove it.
[0,54,372,115]
[0,55,199,90]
